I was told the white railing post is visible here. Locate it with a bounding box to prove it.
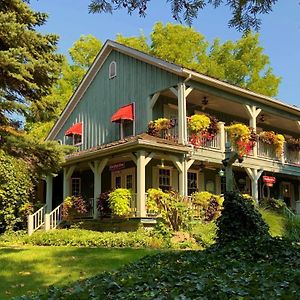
[45,213,50,231]
[28,214,34,236]
[219,122,225,153]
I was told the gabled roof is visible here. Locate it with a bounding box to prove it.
[47,39,300,140]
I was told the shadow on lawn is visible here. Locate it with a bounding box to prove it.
[0,246,153,299]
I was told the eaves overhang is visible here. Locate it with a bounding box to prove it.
[63,138,189,166]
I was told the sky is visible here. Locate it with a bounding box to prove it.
[29,0,300,107]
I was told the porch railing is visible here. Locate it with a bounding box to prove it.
[45,203,63,231]
[285,148,300,165]
[28,204,47,236]
[257,140,279,160]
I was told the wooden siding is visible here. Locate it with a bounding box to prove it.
[55,50,180,150]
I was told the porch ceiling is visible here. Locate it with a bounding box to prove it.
[160,89,300,135]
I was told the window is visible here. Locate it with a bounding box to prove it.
[187,171,198,195]
[159,168,171,191]
[73,134,82,145]
[109,61,117,79]
[71,178,81,196]
[126,174,133,189]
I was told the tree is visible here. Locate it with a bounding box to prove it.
[0,1,71,176]
[117,22,280,97]
[88,0,278,31]
[0,0,63,129]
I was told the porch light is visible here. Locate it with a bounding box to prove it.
[202,96,208,106]
[259,114,265,122]
[160,158,165,168]
[218,169,225,177]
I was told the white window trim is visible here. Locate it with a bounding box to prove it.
[109,61,117,79]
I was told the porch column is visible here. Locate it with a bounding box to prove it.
[63,166,75,200]
[170,155,193,196]
[89,159,109,219]
[136,150,147,218]
[245,105,262,157]
[45,175,53,213]
[245,168,263,204]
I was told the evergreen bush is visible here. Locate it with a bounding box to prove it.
[216,191,269,244]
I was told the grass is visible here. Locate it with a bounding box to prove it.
[0,246,156,300]
[259,208,286,237]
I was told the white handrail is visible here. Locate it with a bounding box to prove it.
[28,204,47,236]
[45,203,63,231]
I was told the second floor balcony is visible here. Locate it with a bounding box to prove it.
[147,116,300,167]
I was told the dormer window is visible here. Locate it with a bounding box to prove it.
[109,61,117,79]
[65,122,83,146]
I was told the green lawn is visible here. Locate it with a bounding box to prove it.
[0,246,155,299]
[259,208,286,237]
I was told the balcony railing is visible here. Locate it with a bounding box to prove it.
[257,140,279,161]
[152,117,300,167]
[285,148,300,165]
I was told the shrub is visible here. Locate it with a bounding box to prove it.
[62,196,88,221]
[146,189,192,231]
[284,216,300,242]
[260,197,287,212]
[97,191,112,217]
[217,191,269,244]
[190,221,217,248]
[24,228,165,249]
[0,150,34,231]
[108,189,131,217]
[191,191,223,221]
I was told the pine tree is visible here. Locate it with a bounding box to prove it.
[0,0,68,175]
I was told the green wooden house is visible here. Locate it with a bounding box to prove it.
[28,40,300,234]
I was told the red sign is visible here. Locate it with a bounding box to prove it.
[109,162,125,172]
[263,176,276,187]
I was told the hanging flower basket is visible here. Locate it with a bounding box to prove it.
[259,131,285,158]
[227,123,257,157]
[147,118,175,139]
[286,137,300,152]
[188,114,219,147]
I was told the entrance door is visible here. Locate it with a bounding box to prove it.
[111,168,136,191]
[281,182,294,208]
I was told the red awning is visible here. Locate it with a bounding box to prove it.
[65,122,82,136]
[111,103,134,123]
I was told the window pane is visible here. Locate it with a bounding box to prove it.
[126,175,133,189]
[115,176,121,188]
